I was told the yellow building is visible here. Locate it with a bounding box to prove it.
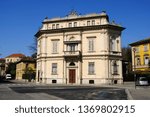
[130,38,150,72]
[16,57,36,80]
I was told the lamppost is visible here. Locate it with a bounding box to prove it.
[133,48,136,89]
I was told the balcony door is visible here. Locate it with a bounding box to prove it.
[69,69,76,83]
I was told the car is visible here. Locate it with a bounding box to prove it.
[136,77,149,86]
[5,74,12,80]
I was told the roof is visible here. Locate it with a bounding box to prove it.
[43,11,109,23]
[130,37,150,46]
[6,53,26,58]
[16,57,36,64]
[0,58,5,62]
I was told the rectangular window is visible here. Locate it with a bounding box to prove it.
[88,39,94,52]
[92,20,95,25]
[56,24,59,29]
[52,63,57,74]
[112,61,118,75]
[87,21,90,26]
[52,40,58,53]
[69,23,72,27]
[52,24,55,29]
[69,44,76,51]
[144,45,148,52]
[88,62,95,74]
[110,39,116,51]
[74,22,77,27]
[135,47,139,53]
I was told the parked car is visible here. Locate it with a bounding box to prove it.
[5,74,12,80]
[136,76,149,86]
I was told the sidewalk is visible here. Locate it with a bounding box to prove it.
[103,82,150,100]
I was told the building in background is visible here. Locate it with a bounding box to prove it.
[130,38,150,72]
[35,11,125,85]
[0,58,5,78]
[5,53,25,64]
[16,57,36,80]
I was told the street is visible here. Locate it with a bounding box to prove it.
[0,80,127,100]
[1,79,150,100]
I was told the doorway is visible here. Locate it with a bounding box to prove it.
[69,69,76,83]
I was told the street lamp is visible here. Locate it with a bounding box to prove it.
[133,48,136,89]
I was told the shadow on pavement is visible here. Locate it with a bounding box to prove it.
[0,78,14,84]
[10,86,127,100]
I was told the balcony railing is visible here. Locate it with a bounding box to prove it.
[64,51,81,57]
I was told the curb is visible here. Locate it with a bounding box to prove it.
[125,89,133,100]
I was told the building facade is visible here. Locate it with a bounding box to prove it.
[16,57,36,80]
[0,58,5,78]
[35,11,124,85]
[130,38,150,72]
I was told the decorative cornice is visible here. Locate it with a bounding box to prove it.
[35,24,125,37]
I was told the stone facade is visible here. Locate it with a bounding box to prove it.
[35,11,125,85]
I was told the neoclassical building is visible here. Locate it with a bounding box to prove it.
[35,11,125,85]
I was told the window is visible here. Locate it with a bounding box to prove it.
[69,62,75,66]
[56,24,59,29]
[110,36,117,51]
[52,63,57,74]
[88,62,95,74]
[69,23,72,27]
[144,45,148,52]
[110,39,116,51]
[87,21,90,26]
[135,47,139,53]
[52,24,55,29]
[74,22,77,27]
[92,20,95,25]
[88,39,94,52]
[112,61,118,75]
[69,44,76,51]
[144,56,149,65]
[52,40,58,53]
[37,41,40,54]
[136,57,141,66]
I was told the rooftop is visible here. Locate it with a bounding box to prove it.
[6,53,26,58]
[130,37,150,46]
[43,11,109,23]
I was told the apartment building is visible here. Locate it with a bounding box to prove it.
[130,38,150,72]
[35,11,125,85]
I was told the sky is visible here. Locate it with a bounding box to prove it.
[0,0,150,58]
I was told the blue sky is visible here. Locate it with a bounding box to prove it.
[0,0,150,58]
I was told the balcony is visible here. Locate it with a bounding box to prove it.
[64,51,81,57]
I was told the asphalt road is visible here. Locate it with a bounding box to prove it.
[0,79,127,100]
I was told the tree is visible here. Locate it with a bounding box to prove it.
[122,46,132,62]
[6,62,16,79]
[29,37,37,58]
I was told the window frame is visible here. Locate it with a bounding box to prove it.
[51,63,57,75]
[52,40,59,54]
[87,21,90,26]
[88,62,95,75]
[92,20,95,25]
[88,38,95,52]
[144,56,149,65]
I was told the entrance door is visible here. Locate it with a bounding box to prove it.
[69,69,76,83]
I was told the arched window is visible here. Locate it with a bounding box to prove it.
[69,62,75,66]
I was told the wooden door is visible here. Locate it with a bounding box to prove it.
[69,69,76,83]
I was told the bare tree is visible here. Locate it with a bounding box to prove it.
[29,37,37,58]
